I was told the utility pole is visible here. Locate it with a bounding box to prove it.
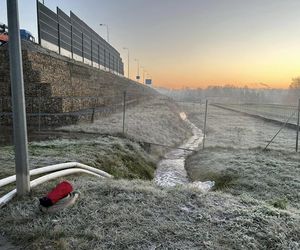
[135,58,140,82]
[7,0,30,195]
[123,47,130,79]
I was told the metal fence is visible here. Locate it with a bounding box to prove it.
[37,1,124,75]
[0,92,153,139]
[178,100,300,152]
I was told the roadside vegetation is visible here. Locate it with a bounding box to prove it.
[0,136,155,183]
[1,177,299,249]
[1,99,300,249]
[186,147,300,210]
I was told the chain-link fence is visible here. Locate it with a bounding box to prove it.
[0,91,155,145]
[178,100,300,152]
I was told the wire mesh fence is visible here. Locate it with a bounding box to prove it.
[178,100,300,152]
[0,91,155,146]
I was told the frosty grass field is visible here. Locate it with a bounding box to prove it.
[218,103,298,125]
[182,102,300,210]
[0,99,299,249]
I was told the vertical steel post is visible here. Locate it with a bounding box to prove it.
[108,53,111,72]
[91,107,95,123]
[70,25,73,59]
[90,39,93,66]
[202,100,208,149]
[57,8,61,55]
[38,88,41,132]
[0,98,2,128]
[122,91,126,134]
[7,0,30,195]
[127,51,129,79]
[104,49,106,70]
[36,0,41,45]
[81,32,84,62]
[296,99,300,152]
[97,44,100,69]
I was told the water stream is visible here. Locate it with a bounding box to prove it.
[154,112,214,190]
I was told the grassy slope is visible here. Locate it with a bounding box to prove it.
[1,178,299,250]
[182,102,300,210]
[0,135,156,182]
[59,96,192,148]
[186,147,300,210]
[1,100,300,249]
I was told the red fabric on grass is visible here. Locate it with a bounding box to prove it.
[46,181,73,204]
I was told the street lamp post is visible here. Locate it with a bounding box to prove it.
[123,47,129,79]
[99,23,109,43]
[7,0,30,196]
[135,58,140,82]
[143,69,147,84]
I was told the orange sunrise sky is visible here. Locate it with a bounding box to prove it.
[1,0,300,89]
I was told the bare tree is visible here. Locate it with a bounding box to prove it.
[288,77,300,103]
[290,77,300,89]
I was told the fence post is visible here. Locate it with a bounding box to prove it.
[36,0,41,45]
[90,39,93,66]
[70,25,73,59]
[91,98,95,123]
[202,99,208,149]
[296,98,300,152]
[98,44,100,69]
[0,97,2,128]
[38,88,41,131]
[81,32,84,62]
[57,8,61,55]
[122,91,126,134]
[108,53,111,72]
[91,108,95,123]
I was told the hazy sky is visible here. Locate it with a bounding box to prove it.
[1,0,300,89]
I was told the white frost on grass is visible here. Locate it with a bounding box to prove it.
[222,103,298,125]
[182,102,300,209]
[183,103,298,151]
[59,97,191,147]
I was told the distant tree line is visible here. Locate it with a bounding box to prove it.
[289,77,300,103]
[156,85,291,105]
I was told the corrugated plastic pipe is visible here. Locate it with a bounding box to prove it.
[0,168,107,208]
[0,162,113,188]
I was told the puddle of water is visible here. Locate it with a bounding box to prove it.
[154,112,206,188]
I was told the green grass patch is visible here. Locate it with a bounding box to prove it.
[0,135,157,182]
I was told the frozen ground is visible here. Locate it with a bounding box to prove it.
[220,103,298,125]
[0,100,300,249]
[0,177,299,249]
[181,102,300,212]
[0,135,157,199]
[181,102,298,151]
[0,96,192,194]
[59,96,191,148]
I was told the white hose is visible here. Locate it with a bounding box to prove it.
[0,162,112,188]
[0,168,104,208]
